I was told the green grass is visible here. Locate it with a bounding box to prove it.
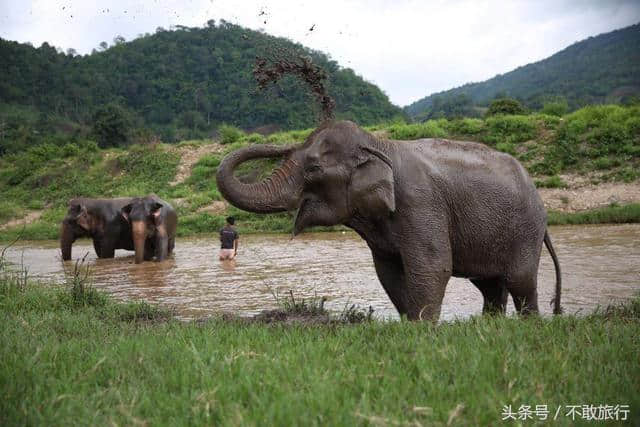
[535,175,568,189]
[387,120,448,139]
[547,203,640,225]
[1,258,638,426]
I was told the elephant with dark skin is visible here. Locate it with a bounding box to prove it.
[121,195,177,264]
[216,120,562,321]
[61,197,135,261]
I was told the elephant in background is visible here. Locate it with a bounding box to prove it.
[121,195,177,264]
[216,120,562,321]
[60,197,134,261]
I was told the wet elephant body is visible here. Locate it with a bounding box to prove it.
[216,120,562,321]
[121,195,177,264]
[61,197,135,261]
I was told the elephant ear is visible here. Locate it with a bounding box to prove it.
[151,202,163,225]
[349,146,395,217]
[73,204,92,231]
[121,203,133,222]
[68,202,81,213]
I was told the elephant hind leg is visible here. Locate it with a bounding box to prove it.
[94,239,116,258]
[168,237,175,254]
[505,276,539,315]
[471,278,508,315]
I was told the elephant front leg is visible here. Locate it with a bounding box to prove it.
[403,266,451,321]
[92,239,103,258]
[154,232,169,261]
[372,249,451,321]
[400,240,452,321]
[144,239,156,261]
[471,278,508,315]
[372,252,409,316]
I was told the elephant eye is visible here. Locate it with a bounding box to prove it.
[322,143,337,156]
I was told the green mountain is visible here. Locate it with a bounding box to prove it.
[0,20,403,150]
[405,23,640,120]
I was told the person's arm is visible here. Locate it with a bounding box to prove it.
[233,237,238,257]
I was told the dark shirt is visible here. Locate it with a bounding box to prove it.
[220,225,238,249]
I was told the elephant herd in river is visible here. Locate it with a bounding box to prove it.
[60,195,177,265]
[60,120,562,321]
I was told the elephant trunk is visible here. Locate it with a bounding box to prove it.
[60,221,75,261]
[216,144,303,213]
[132,221,146,264]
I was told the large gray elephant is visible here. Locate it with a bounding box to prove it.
[216,120,562,321]
[61,197,135,261]
[120,195,177,264]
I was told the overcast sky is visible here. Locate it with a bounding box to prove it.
[1,0,639,106]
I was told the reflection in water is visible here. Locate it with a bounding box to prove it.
[4,224,640,321]
[219,259,237,272]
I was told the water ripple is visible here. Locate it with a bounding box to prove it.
[4,224,639,321]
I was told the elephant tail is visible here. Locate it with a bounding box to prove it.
[544,230,562,315]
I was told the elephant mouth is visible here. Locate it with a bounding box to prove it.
[303,164,323,183]
[305,164,321,172]
[304,164,322,175]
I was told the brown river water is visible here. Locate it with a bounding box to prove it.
[4,224,640,321]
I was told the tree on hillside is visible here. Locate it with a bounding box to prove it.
[486,98,526,116]
[92,104,133,147]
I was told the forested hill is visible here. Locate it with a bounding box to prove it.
[0,20,402,145]
[405,23,640,120]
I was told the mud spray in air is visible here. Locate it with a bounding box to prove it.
[253,50,336,123]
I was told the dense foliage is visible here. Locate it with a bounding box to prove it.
[0,104,638,240]
[406,23,640,120]
[486,98,526,116]
[0,20,403,153]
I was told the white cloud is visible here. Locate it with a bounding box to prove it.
[1,0,638,106]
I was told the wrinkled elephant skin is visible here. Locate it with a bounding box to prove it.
[216,120,562,321]
[60,197,135,261]
[121,195,177,264]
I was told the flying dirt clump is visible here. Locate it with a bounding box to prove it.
[253,52,336,123]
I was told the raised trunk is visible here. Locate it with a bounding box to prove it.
[132,221,146,264]
[216,144,303,213]
[60,221,75,261]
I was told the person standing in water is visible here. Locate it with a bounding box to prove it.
[219,216,239,260]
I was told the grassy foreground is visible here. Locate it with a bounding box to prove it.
[1,261,638,425]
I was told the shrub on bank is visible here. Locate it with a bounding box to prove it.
[218,124,244,144]
[445,118,485,136]
[482,114,538,145]
[387,120,447,140]
[549,105,640,167]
